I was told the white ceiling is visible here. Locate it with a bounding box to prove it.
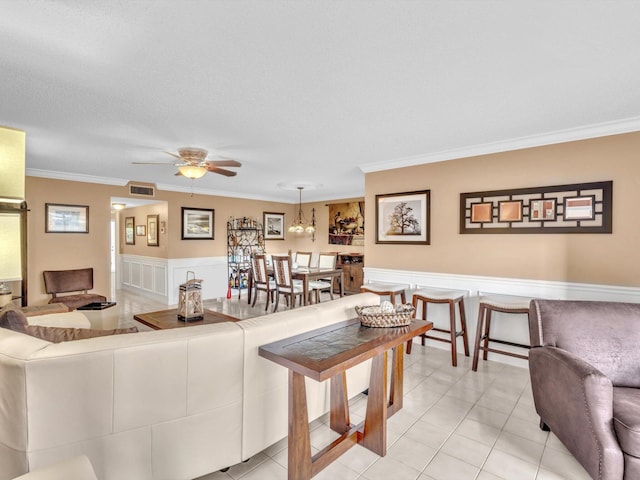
[2,1,640,203]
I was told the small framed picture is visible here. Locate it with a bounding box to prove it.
[375,190,430,244]
[124,216,135,245]
[564,196,595,220]
[470,202,493,223]
[181,207,214,240]
[147,214,160,246]
[263,212,285,240]
[530,199,556,221]
[498,200,523,222]
[45,203,89,233]
[136,225,146,236]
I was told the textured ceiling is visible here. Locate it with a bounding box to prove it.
[2,1,640,202]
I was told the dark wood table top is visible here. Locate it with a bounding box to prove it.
[259,317,433,382]
[133,308,239,330]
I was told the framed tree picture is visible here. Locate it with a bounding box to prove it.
[124,216,135,245]
[181,207,214,240]
[375,190,430,244]
[263,212,285,240]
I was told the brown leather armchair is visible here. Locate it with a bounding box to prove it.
[529,299,640,480]
[43,268,107,310]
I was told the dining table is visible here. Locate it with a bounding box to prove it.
[247,266,344,306]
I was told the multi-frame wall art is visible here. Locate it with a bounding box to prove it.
[460,181,612,234]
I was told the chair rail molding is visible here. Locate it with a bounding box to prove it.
[363,267,640,368]
[363,267,640,303]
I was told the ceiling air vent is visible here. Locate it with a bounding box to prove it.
[129,184,155,197]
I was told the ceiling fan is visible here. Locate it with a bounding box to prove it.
[132,147,241,179]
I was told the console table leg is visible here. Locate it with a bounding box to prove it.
[361,351,387,456]
[388,345,404,416]
[330,373,350,434]
[289,370,312,480]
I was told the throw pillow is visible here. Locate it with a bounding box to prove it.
[0,303,29,333]
[24,325,139,343]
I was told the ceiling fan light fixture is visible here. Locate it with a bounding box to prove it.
[178,164,207,179]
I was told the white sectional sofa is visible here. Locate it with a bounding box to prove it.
[0,292,380,480]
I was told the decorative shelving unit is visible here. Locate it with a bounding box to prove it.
[227,217,265,299]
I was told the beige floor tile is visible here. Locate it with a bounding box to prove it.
[494,431,545,465]
[483,449,538,480]
[361,455,421,480]
[466,404,509,429]
[386,435,438,471]
[503,415,550,445]
[454,418,501,446]
[422,451,479,480]
[439,433,492,467]
[540,446,591,480]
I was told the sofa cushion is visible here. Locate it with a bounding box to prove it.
[0,303,28,333]
[613,387,640,457]
[24,325,138,343]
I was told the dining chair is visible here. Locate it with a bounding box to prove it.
[308,252,338,303]
[294,251,312,268]
[250,254,276,311]
[271,255,304,311]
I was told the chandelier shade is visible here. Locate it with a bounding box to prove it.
[288,186,315,235]
[178,165,207,179]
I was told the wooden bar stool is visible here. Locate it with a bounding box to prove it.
[472,295,531,371]
[360,283,407,305]
[409,289,469,367]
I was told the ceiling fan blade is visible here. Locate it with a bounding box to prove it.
[207,166,237,177]
[165,151,182,160]
[207,159,241,167]
[175,171,183,176]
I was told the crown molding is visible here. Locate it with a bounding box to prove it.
[358,116,640,173]
[25,168,291,202]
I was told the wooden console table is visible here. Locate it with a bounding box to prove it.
[259,317,433,479]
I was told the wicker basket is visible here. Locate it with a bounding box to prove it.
[356,304,415,328]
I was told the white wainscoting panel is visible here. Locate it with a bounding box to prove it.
[120,255,169,303]
[363,267,640,368]
[119,255,228,305]
[167,257,228,305]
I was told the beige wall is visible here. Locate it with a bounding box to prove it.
[365,132,640,287]
[26,131,638,306]
[25,176,363,305]
[27,178,121,305]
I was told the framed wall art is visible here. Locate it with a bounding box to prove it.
[136,225,146,236]
[375,190,430,244]
[328,201,364,246]
[124,216,135,245]
[147,214,159,246]
[181,207,214,240]
[460,180,612,234]
[45,203,89,233]
[263,212,285,240]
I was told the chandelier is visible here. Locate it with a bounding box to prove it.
[288,186,315,235]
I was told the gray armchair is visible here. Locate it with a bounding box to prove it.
[528,299,640,480]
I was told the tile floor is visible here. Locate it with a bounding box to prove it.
[114,288,591,480]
